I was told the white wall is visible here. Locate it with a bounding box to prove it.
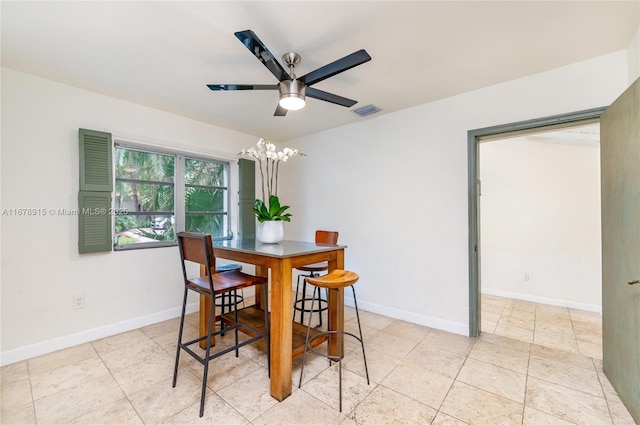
[0,68,257,364]
[479,138,601,311]
[0,46,633,365]
[628,26,640,82]
[280,50,629,335]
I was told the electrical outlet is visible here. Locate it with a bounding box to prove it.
[524,273,530,282]
[73,294,86,310]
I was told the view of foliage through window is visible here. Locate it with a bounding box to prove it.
[185,158,228,237]
[114,146,229,249]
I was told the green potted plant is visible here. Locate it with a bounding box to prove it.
[240,138,304,242]
[253,195,292,223]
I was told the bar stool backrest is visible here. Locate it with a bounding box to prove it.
[178,232,215,293]
[316,230,339,245]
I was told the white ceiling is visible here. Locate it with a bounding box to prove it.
[2,1,638,141]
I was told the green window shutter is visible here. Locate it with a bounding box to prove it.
[79,128,113,253]
[79,128,113,191]
[238,158,256,239]
[78,191,112,253]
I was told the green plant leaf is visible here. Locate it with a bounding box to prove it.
[268,195,281,217]
[253,195,292,222]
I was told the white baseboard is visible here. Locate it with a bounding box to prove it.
[294,273,469,336]
[0,302,199,366]
[481,288,601,314]
[344,296,469,337]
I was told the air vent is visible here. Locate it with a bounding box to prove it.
[353,104,381,117]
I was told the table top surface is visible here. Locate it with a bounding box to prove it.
[213,239,346,258]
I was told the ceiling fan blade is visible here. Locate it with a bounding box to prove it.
[207,84,278,91]
[306,87,357,107]
[274,104,288,116]
[234,30,290,82]
[298,49,371,87]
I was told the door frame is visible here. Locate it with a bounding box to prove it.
[467,107,606,337]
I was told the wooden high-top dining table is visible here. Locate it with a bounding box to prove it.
[198,239,347,402]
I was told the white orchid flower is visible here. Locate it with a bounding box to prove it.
[239,138,305,206]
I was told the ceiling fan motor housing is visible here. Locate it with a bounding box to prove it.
[279,79,305,97]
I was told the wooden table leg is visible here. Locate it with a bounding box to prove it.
[198,264,215,349]
[254,265,268,309]
[270,258,293,401]
[327,249,345,357]
[199,295,214,349]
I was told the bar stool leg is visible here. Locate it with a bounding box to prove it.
[337,287,343,412]
[294,274,304,323]
[200,294,215,417]
[352,285,370,385]
[314,273,323,327]
[300,275,309,324]
[234,296,239,357]
[172,288,189,387]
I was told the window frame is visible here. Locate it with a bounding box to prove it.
[113,142,232,251]
[183,154,231,241]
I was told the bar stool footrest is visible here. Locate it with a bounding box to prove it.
[214,293,244,308]
[306,330,364,361]
[293,297,328,314]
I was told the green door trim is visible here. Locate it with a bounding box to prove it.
[467,107,606,337]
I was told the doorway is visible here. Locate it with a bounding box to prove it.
[479,123,602,354]
[467,107,606,339]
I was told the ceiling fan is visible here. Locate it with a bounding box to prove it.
[207,30,371,116]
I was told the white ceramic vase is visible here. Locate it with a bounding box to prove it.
[257,220,284,243]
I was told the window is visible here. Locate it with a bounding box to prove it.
[184,157,229,238]
[114,144,231,250]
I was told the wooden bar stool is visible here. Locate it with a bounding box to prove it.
[174,233,269,417]
[298,269,369,412]
[293,230,339,326]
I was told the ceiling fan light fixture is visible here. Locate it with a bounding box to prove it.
[279,80,306,110]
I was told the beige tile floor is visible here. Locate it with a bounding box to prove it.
[1,294,636,424]
[481,294,604,359]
